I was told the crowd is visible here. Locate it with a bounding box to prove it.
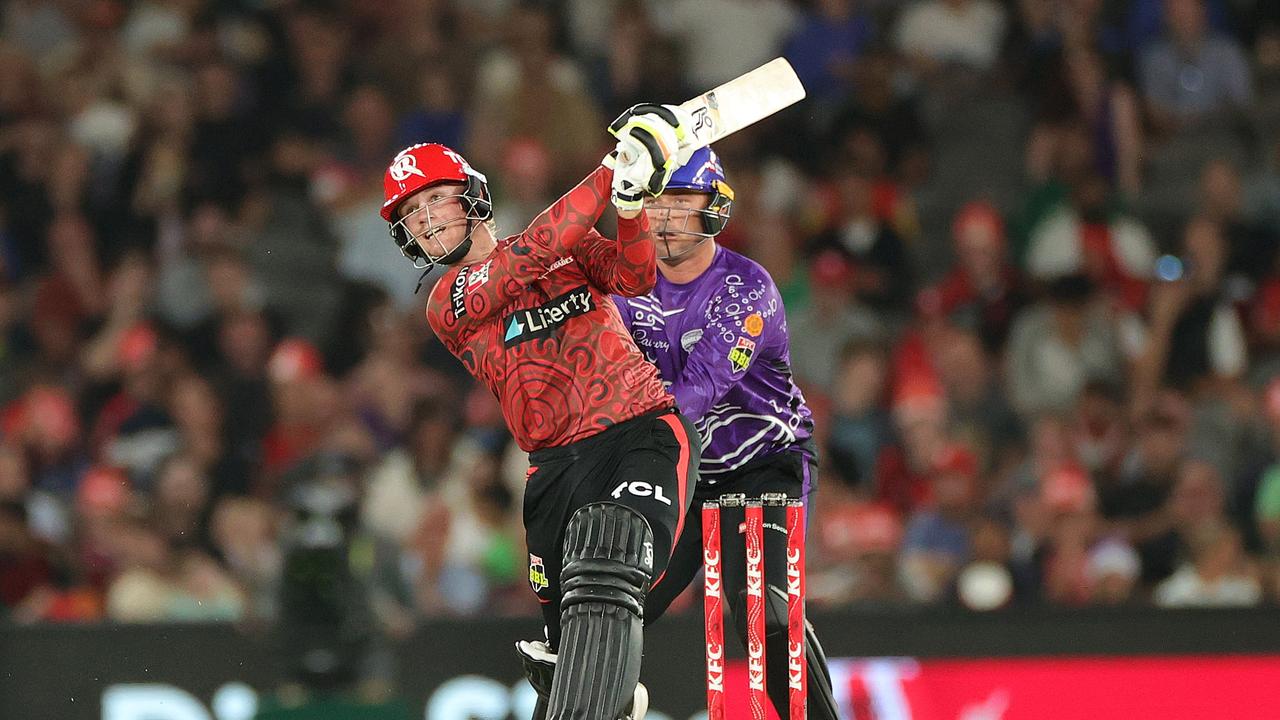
[2,0,1280,629]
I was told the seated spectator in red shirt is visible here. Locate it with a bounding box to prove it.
[917,201,1030,354]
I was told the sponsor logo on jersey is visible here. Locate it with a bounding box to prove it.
[504,286,594,347]
[538,255,574,280]
[681,328,704,351]
[450,267,469,318]
[743,312,764,337]
[728,336,756,372]
[528,554,548,592]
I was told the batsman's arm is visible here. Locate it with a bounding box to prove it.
[572,206,658,298]
[426,166,614,336]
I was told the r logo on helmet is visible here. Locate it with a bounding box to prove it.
[389,154,427,183]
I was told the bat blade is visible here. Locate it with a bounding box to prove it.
[679,58,806,151]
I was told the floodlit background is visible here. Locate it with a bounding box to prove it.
[2,0,1280,718]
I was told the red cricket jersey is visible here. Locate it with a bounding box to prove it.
[425,165,674,451]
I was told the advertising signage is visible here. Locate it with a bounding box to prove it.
[3,608,1279,720]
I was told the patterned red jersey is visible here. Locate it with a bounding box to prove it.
[425,165,674,451]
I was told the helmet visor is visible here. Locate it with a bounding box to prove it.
[392,191,487,267]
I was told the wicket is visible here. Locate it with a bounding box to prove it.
[702,492,807,720]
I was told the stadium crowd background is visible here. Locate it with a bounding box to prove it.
[3,0,1280,629]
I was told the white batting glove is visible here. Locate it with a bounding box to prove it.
[607,103,688,195]
[610,137,652,217]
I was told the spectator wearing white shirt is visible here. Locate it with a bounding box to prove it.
[894,0,1007,76]
[1154,522,1261,606]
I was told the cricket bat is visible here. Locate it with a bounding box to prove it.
[616,58,806,165]
[679,57,806,151]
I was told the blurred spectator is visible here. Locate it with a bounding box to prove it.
[394,65,467,154]
[347,301,454,452]
[7,385,88,495]
[783,0,874,106]
[917,201,1030,354]
[0,500,54,612]
[1197,159,1279,286]
[210,496,280,620]
[933,327,1023,473]
[1036,465,1105,605]
[1131,217,1247,413]
[1005,275,1125,418]
[787,251,881,393]
[1086,537,1143,605]
[1138,0,1252,134]
[1094,394,1185,572]
[491,138,556,235]
[649,0,798,90]
[149,452,212,549]
[187,61,260,210]
[827,46,929,185]
[467,4,606,185]
[0,118,59,277]
[361,398,474,546]
[166,548,244,621]
[900,443,980,603]
[824,340,893,489]
[88,322,180,484]
[259,338,329,491]
[1153,521,1261,606]
[809,171,914,315]
[809,488,906,604]
[245,131,344,346]
[1024,173,1156,312]
[1028,44,1144,197]
[873,372,950,515]
[104,516,175,622]
[955,515,1017,610]
[1069,380,1131,482]
[584,1,689,111]
[894,0,1007,77]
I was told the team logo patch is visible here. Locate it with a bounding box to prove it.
[468,260,491,289]
[450,267,469,318]
[388,153,426,182]
[528,554,548,592]
[728,336,756,372]
[681,328,704,351]
[743,312,764,337]
[504,286,594,347]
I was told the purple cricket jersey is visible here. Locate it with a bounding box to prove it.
[613,246,814,484]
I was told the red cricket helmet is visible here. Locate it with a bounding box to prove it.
[381,143,493,267]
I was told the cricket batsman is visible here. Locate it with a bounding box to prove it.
[380,105,704,719]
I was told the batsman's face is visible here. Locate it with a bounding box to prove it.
[397,182,469,260]
[645,190,713,261]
